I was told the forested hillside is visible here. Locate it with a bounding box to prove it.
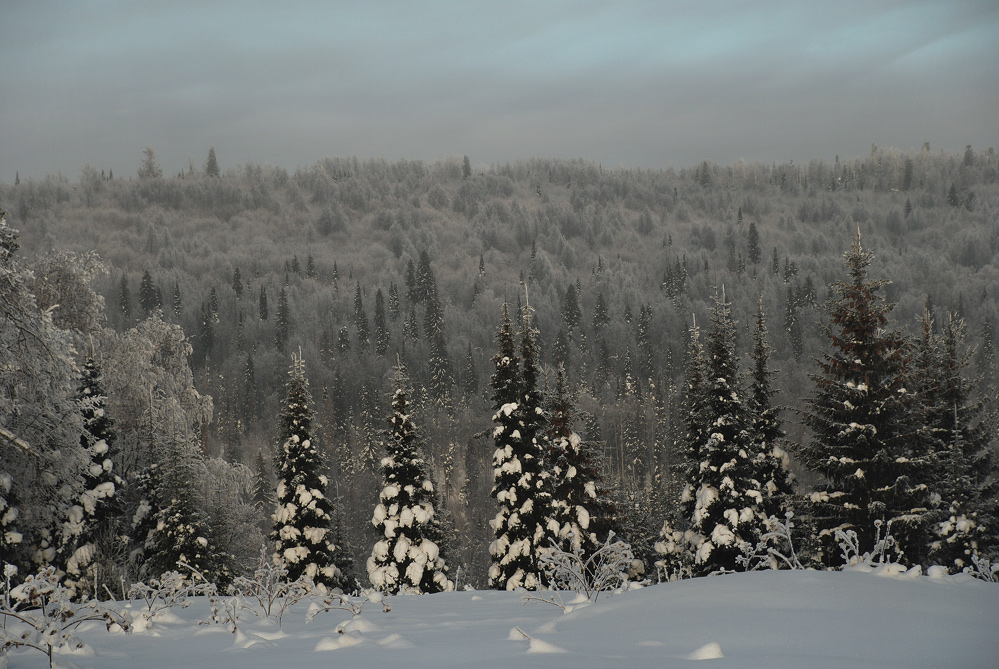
[2,144,997,588]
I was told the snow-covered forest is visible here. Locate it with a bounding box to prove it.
[2,145,998,664]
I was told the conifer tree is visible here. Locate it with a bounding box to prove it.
[547,368,613,560]
[353,282,369,352]
[142,434,232,585]
[259,286,268,320]
[462,342,478,398]
[275,285,291,352]
[428,331,453,404]
[561,283,582,330]
[118,275,131,319]
[270,353,342,590]
[139,270,158,315]
[684,291,767,574]
[747,299,796,521]
[367,366,452,594]
[374,288,389,355]
[232,267,242,299]
[487,302,556,590]
[172,281,182,320]
[800,231,928,566]
[915,311,998,569]
[593,290,610,329]
[205,146,220,178]
[64,357,123,595]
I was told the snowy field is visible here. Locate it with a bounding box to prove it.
[4,568,997,668]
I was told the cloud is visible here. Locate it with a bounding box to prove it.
[1,1,996,179]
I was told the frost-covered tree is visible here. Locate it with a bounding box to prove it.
[63,357,123,595]
[658,292,770,577]
[747,299,796,522]
[270,353,342,590]
[914,311,998,569]
[488,302,556,590]
[367,366,452,594]
[374,288,389,355]
[138,433,232,586]
[0,216,96,574]
[800,231,928,566]
[547,368,613,561]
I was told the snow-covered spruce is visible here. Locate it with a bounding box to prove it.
[270,353,343,591]
[488,302,557,590]
[913,310,999,571]
[547,367,613,562]
[366,367,452,594]
[658,291,770,577]
[63,356,123,597]
[800,231,930,567]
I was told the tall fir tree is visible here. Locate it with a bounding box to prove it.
[374,288,389,355]
[487,301,556,590]
[367,366,453,594]
[914,311,999,569]
[275,285,291,352]
[547,368,614,560]
[800,231,929,566]
[353,282,369,353]
[270,353,343,590]
[747,298,796,522]
[64,357,123,595]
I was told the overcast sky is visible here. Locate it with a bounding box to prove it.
[2,0,997,181]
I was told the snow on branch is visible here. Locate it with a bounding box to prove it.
[1,563,132,669]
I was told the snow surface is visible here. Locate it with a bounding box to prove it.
[5,569,997,668]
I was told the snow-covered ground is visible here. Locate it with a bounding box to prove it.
[5,569,997,668]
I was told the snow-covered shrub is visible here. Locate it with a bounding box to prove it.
[962,552,998,583]
[1,563,131,669]
[224,549,313,627]
[834,519,910,575]
[736,512,806,571]
[126,567,217,620]
[537,532,634,602]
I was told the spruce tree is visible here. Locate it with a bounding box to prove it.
[259,286,268,320]
[915,311,998,569]
[118,275,131,319]
[275,285,291,352]
[353,282,369,352]
[488,302,556,590]
[142,434,232,586]
[64,357,123,594]
[747,299,796,522]
[547,368,613,560]
[232,267,242,299]
[685,290,767,574]
[205,146,220,178]
[367,366,452,594]
[139,270,158,315]
[270,353,342,590]
[374,288,389,355]
[800,231,928,566]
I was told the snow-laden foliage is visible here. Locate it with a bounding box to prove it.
[1,563,132,669]
[270,353,344,591]
[366,368,452,594]
[0,215,105,575]
[222,549,313,628]
[912,311,999,572]
[488,303,557,590]
[835,519,911,577]
[537,532,634,603]
[661,292,773,576]
[546,368,614,565]
[63,357,124,599]
[132,436,233,587]
[801,231,930,566]
[736,512,806,571]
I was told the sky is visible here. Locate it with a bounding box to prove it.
[2,0,997,181]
